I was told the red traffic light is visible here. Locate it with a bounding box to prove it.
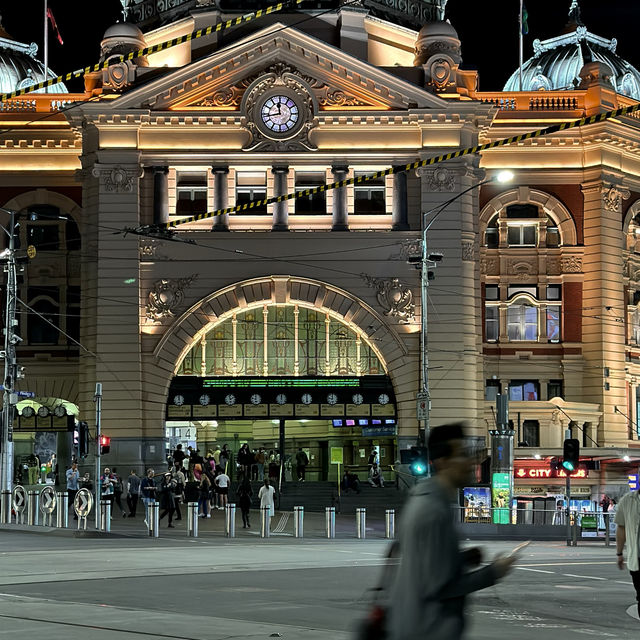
[99,435,111,455]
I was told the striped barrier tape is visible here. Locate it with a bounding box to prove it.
[153,100,640,231]
[0,0,303,103]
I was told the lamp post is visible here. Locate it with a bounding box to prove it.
[418,170,514,466]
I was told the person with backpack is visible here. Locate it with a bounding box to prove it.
[295,448,309,482]
[237,479,253,529]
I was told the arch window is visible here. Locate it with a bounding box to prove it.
[177,303,385,377]
[507,298,538,341]
[632,308,640,345]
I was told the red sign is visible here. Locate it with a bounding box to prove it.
[514,465,588,480]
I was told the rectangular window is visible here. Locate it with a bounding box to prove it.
[546,284,561,300]
[509,380,539,401]
[485,305,499,341]
[546,224,560,247]
[485,285,499,300]
[354,172,386,215]
[485,379,501,401]
[27,223,59,250]
[548,379,564,399]
[507,224,537,246]
[507,303,538,341]
[295,171,327,214]
[176,172,207,216]
[546,305,561,342]
[66,285,81,346]
[236,171,267,214]
[506,204,539,218]
[521,420,540,447]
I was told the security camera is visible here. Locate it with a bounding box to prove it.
[406,255,421,264]
[428,252,444,262]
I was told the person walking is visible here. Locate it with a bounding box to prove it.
[198,472,211,518]
[258,478,275,526]
[237,444,252,481]
[219,444,230,475]
[172,444,186,469]
[126,470,141,518]
[100,468,115,517]
[295,448,309,482]
[172,465,185,521]
[215,469,230,510]
[158,472,177,528]
[255,448,266,482]
[111,467,127,517]
[386,423,516,640]
[237,479,253,529]
[65,462,80,520]
[140,469,157,526]
[615,487,640,617]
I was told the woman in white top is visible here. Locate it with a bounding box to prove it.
[258,478,276,520]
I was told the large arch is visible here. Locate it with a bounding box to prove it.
[479,186,578,246]
[2,188,82,226]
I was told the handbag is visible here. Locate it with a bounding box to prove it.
[354,541,399,640]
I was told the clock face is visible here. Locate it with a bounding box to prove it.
[378,393,390,406]
[54,405,67,417]
[327,393,338,406]
[38,406,50,418]
[301,393,313,406]
[352,393,364,406]
[276,393,287,405]
[22,406,35,418]
[225,394,236,406]
[173,394,185,406]
[199,394,210,406]
[250,394,262,405]
[261,95,300,134]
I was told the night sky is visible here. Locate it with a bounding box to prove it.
[0,0,637,92]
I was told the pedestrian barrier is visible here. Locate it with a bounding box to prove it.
[0,490,10,524]
[325,506,336,539]
[385,509,395,539]
[260,506,271,538]
[225,503,236,538]
[73,488,92,530]
[148,501,159,538]
[294,506,304,538]
[56,491,68,529]
[186,502,198,537]
[99,500,111,533]
[39,487,56,527]
[356,508,366,539]
[27,490,39,526]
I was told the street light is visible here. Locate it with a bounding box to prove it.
[418,170,515,464]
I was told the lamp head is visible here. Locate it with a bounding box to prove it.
[494,170,515,184]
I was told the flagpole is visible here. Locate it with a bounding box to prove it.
[518,0,524,91]
[43,0,49,94]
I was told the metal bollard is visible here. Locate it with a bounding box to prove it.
[186,502,198,538]
[356,508,366,539]
[260,506,271,538]
[385,509,395,539]
[0,490,11,524]
[99,500,111,532]
[148,501,159,537]
[56,492,68,529]
[27,491,39,526]
[325,506,335,539]
[226,503,236,538]
[294,506,304,538]
[604,513,610,547]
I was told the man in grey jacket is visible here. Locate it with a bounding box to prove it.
[387,423,515,640]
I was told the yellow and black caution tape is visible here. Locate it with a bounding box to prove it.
[0,0,303,103]
[154,100,640,231]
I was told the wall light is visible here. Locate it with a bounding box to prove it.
[495,170,515,184]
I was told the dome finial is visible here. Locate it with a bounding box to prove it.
[568,1,584,27]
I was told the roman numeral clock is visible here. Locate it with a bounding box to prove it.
[240,63,318,151]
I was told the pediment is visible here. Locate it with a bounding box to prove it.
[113,22,447,113]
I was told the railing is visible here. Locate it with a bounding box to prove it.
[0,94,87,113]
[477,91,585,113]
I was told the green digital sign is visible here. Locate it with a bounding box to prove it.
[202,378,361,388]
[492,472,511,525]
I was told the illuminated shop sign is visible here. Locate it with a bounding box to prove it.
[514,465,588,479]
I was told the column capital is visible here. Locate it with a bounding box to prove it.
[152,165,169,175]
[91,163,144,193]
[272,165,289,175]
[331,164,349,175]
[211,165,230,174]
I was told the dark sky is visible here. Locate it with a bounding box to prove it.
[0,0,637,92]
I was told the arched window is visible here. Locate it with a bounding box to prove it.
[484,214,498,248]
[507,298,538,341]
[177,304,385,377]
[546,215,560,247]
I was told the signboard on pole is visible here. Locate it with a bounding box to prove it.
[492,472,511,524]
[330,447,344,465]
[416,392,428,421]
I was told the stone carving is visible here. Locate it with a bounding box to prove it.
[546,258,561,275]
[602,183,630,213]
[392,239,423,262]
[361,274,415,324]
[508,260,536,278]
[426,167,456,192]
[92,165,143,193]
[146,275,196,322]
[461,241,475,262]
[139,239,170,261]
[318,90,369,108]
[480,258,498,275]
[560,256,583,273]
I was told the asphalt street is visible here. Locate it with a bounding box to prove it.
[0,528,636,639]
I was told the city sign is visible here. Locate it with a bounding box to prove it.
[514,464,588,479]
[629,474,638,491]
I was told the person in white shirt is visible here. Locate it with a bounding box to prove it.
[615,490,640,618]
[258,478,276,524]
[214,470,230,510]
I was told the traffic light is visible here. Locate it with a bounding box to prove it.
[409,446,429,476]
[99,435,111,455]
[562,438,580,472]
[78,421,89,458]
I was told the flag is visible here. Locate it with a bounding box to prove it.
[47,8,64,45]
[521,4,529,35]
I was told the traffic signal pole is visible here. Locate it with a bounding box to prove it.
[94,382,102,530]
[490,394,514,524]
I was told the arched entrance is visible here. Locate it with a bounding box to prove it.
[154,276,416,482]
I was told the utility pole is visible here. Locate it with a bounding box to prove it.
[1,209,18,495]
[94,382,102,530]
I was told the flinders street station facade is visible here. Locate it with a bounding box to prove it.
[2,0,640,506]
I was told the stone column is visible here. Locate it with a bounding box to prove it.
[331,165,349,231]
[391,167,409,231]
[152,166,169,225]
[212,166,230,232]
[271,165,289,232]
